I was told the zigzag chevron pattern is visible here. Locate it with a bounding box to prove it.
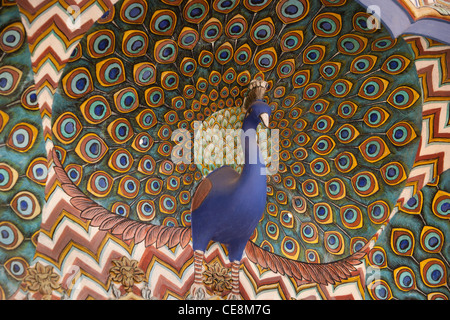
[12,241,366,300]
[140,244,366,300]
[397,36,450,205]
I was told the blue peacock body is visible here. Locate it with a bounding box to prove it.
[49,0,423,270]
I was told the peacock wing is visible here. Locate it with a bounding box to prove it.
[191,177,212,212]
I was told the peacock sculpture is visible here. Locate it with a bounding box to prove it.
[44,0,425,300]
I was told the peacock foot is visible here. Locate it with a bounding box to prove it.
[226,292,242,300]
[187,283,210,300]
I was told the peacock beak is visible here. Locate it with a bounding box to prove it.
[259,113,269,128]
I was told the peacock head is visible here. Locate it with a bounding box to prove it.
[243,80,271,128]
[245,102,271,128]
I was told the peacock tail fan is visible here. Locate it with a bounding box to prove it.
[51,0,422,265]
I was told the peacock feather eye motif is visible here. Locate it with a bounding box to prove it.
[368,280,393,300]
[399,191,423,215]
[120,0,147,24]
[337,34,368,55]
[145,86,165,107]
[137,199,156,221]
[334,151,358,173]
[215,42,234,65]
[339,205,363,229]
[0,22,25,53]
[325,178,346,201]
[108,148,134,173]
[250,17,275,46]
[337,100,358,119]
[363,107,390,128]
[324,231,345,255]
[358,77,389,100]
[280,30,303,52]
[134,62,156,86]
[281,236,300,259]
[75,133,109,163]
[387,121,417,147]
[178,27,199,50]
[0,222,23,251]
[387,86,420,109]
[87,29,115,58]
[335,124,360,144]
[213,0,240,14]
[358,136,390,163]
[122,30,149,57]
[149,9,177,36]
[313,202,334,225]
[4,257,29,282]
[154,39,178,63]
[225,14,248,39]
[420,226,444,254]
[431,190,450,220]
[6,122,39,152]
[0,163,18,192]
[292,69,310,88]
[254,47,278,72]
[26,157,48,186]
[111,202,130,217]
[329,79,352,98]
[10,191,41,220]
[20,85,39,111]
[64,164,83,185]
[303,45,326,65]
[381,55,410,75]
[303,82,322,100]
[0,66,22,95]
[391,228,415,256]
[320,61,341,80]
[276,0,310,24]
[114,87,139,113]
[380,162,407,186]
[95,58,126,87]
[420,259,448,288]
[118,176,141,199]
[183,0,209,24]
[80,96,112,124]
[367,246,388,269]
[313,12,341,37]
[301,222,318,244]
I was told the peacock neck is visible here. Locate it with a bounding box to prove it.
[239,115,266,185]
